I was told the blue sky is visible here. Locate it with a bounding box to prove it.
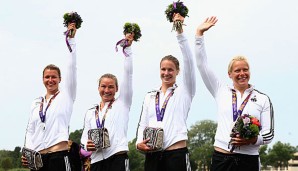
[1,0,298,150]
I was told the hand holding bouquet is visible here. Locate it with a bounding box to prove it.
[63,12,83,52]
[63,12,83,37]
[115,22,142,57]
[229,114,261,152]
[165,0,189,32]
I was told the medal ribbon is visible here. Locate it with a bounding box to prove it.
[232,90,252,121]
[155,90,175,122]
[95,99,115,128]
[65,30,72,52]
[39,91,60,123]
[115,39,129,57]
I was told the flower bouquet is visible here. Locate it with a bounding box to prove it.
[63,12,83,52]
[229,114,261,152]
[63,12,83,36]
[115,22,142,57]
[165,0,189,32]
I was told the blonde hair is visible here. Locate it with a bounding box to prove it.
[227,55,249,73]
[98,73,118,89]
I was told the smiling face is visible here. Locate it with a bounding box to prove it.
[98,76,118,103]
[43,69,61,95]
[228,59,250,92]
[160,58,179,88]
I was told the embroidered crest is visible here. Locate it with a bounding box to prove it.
[251,95,257,102]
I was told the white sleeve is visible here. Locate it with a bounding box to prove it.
[24,118,34,149]
[80,110,92,150]
[24,102,37,149]
[255,96,274,146]
[177,33,196,99]
[136,95,150,145]
[195,36,221,98]
[64,38,77,101]
[118,46,133,108]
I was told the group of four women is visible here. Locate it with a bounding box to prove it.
[22,14,274,171]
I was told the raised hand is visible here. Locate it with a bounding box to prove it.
[125,32,134,47]
[173,13,185,23]
[196,16,218,36]
[67,23,77,38]
[173,13,185,34]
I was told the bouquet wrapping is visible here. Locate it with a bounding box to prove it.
[229,114,261,152]
[116,22,142,57]
[165,0,189,32]
[143,127,164,151]
[63,12,83,52]
[88,128,111,149]
[22,147,43,170]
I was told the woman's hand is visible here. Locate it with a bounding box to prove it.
[86,139,96,151]
[137,138,152,152]
[231,134,258,146]
[21,155,28,167]
[67,23,77,38]
[196,16,218,36]
[173,13,185,23]
[125,33,134,47]
[173,13,185,34]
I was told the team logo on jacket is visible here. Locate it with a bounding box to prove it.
[250,95,257,102]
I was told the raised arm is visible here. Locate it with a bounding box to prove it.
[174,13,196,98]
[195,16,220,97]
[64,23,77,101]
[118,34,133,108]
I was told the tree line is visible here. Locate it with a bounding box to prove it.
[1,120,297,171]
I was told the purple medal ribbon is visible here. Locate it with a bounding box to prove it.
[115,39,129,57]
[232,90,252,121]
[65,30,72,52]
[95,106,104,128]
[95,99,115,128]
[39,91,60,123]
[155,90,175,122]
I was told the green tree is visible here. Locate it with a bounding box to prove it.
[69,129,83,144]
[259,145,270,169]
[187,120,217,171]
[12,146,22,168]
[128,138,145,171]
[0,150,11,161]
[266,141,296,170]
[1,157,13,171]
[0,147,23,170]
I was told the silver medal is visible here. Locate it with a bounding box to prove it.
[40,123,46,131]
